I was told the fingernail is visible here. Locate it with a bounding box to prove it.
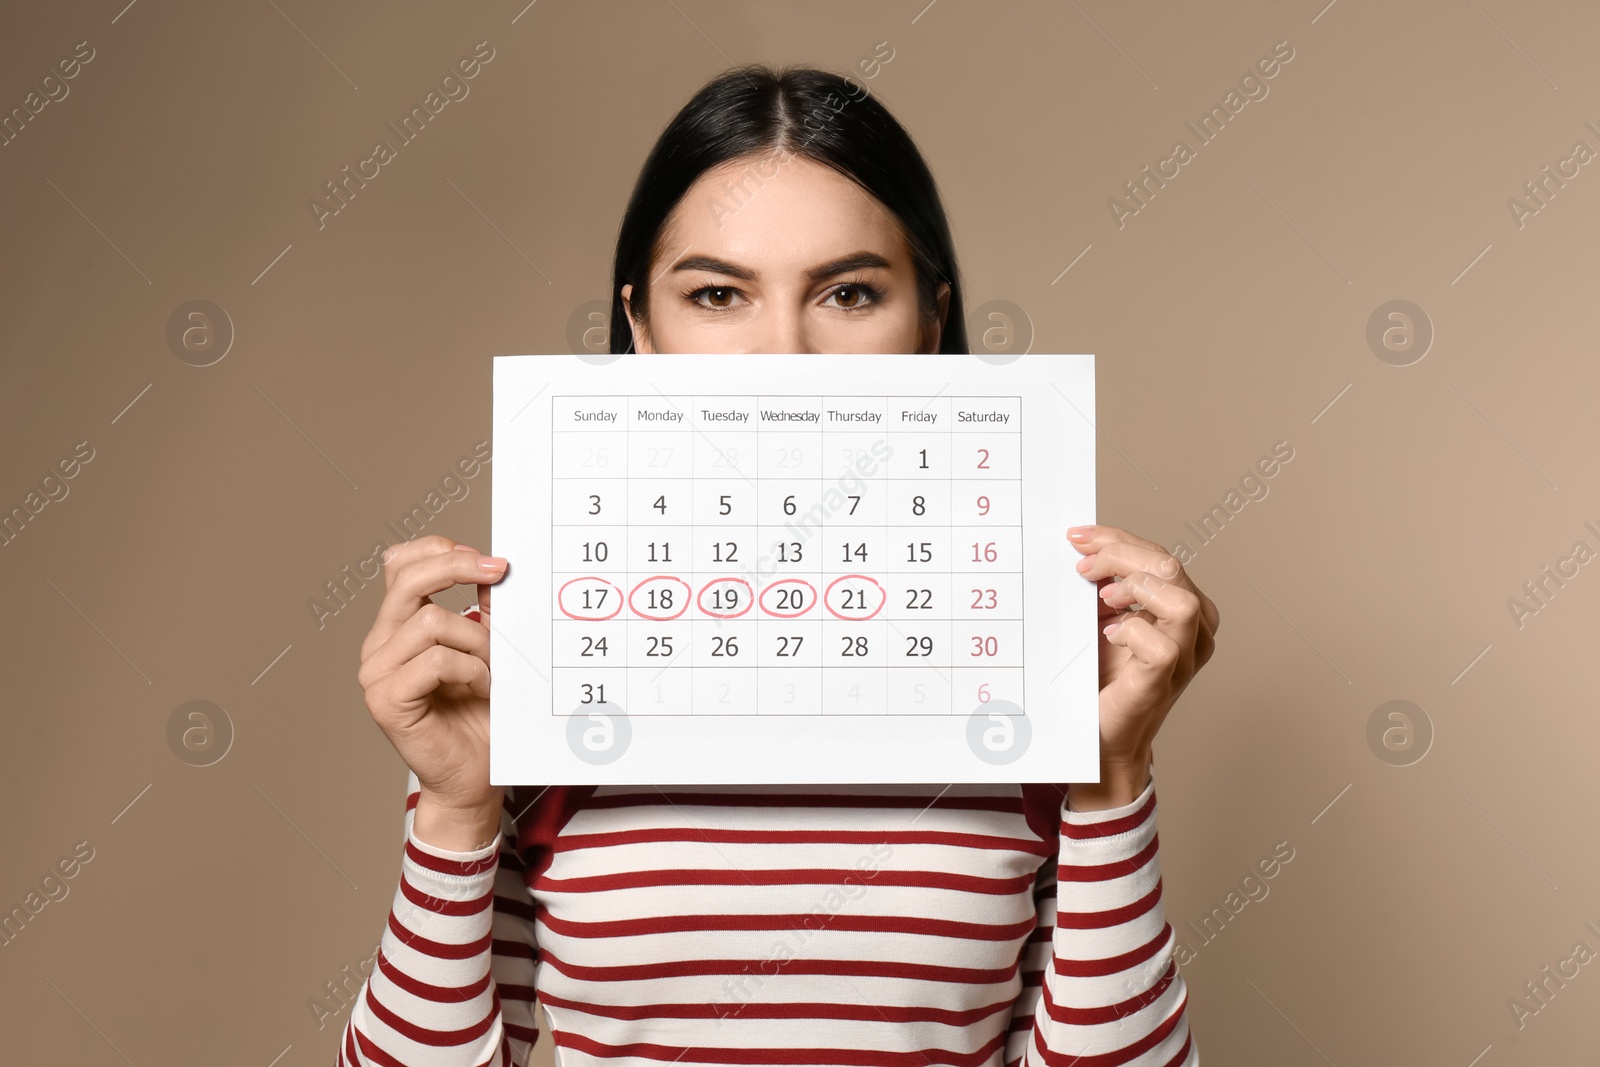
[1067,526,1093,542]
[477,555,507,572]
[1103,620,1122,637]
[454,544,478,553]
[1075,553,1095,573]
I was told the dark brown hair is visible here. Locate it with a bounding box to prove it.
[610,64,967,353]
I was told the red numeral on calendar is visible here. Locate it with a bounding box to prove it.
[971,588,997,609]
[971,636,999,657]
[971,542,998,563]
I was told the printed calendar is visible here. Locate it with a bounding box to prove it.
[489,353,1098,785]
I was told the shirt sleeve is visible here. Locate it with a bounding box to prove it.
[1026,764,1198,1066]
[336,768,542,1066]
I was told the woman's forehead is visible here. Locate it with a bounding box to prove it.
[655,155,910,272]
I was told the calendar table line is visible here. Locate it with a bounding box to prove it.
[549,389,1028,720]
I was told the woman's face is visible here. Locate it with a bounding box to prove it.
[621,152,950,355]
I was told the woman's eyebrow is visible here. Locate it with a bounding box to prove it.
[669,251,893,282]
[805,251,893,280]
[671,254,756,280]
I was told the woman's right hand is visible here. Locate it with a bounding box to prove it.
[358,535,510,846]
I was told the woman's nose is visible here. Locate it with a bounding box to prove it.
[758,309,814,354]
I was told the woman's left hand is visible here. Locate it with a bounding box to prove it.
[1066,524,1220,805]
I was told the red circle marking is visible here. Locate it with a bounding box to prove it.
[628,576,692,620]
[824,574,886,620]
[557,577,624,620]
[697,577,754,619]
[758,578,818,619]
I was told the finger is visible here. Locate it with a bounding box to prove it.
[1075,534,1219,636]
[1104,572,1216,665]
[365,542,507,657]
[381,535,470,590]
[1099,614,1184,748]
[1099,571,1196,624]
[1096,583,1121,619]
[367,645,491,725]
[1068,523,1169,559]
[1075,537,1182,583]
[359,601,490,692]
[1103,613,1182,691]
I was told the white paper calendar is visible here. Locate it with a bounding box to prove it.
[489,353,1098,785]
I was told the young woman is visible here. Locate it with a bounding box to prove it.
[343,65,1217,1067]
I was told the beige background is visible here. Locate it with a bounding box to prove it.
[2,0,1597,1063]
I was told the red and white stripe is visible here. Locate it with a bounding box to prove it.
[340,606,1194,1066]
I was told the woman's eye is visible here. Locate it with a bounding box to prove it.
[825,283,880,311]
[685,282,879,312]
[689,286,743,310]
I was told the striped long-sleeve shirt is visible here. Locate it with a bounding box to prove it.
[340,609,1196,1067]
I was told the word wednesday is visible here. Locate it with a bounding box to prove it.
[309,41,496,230]
[1108,39,1296,229]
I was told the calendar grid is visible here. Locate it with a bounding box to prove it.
[550,394,1023,718]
